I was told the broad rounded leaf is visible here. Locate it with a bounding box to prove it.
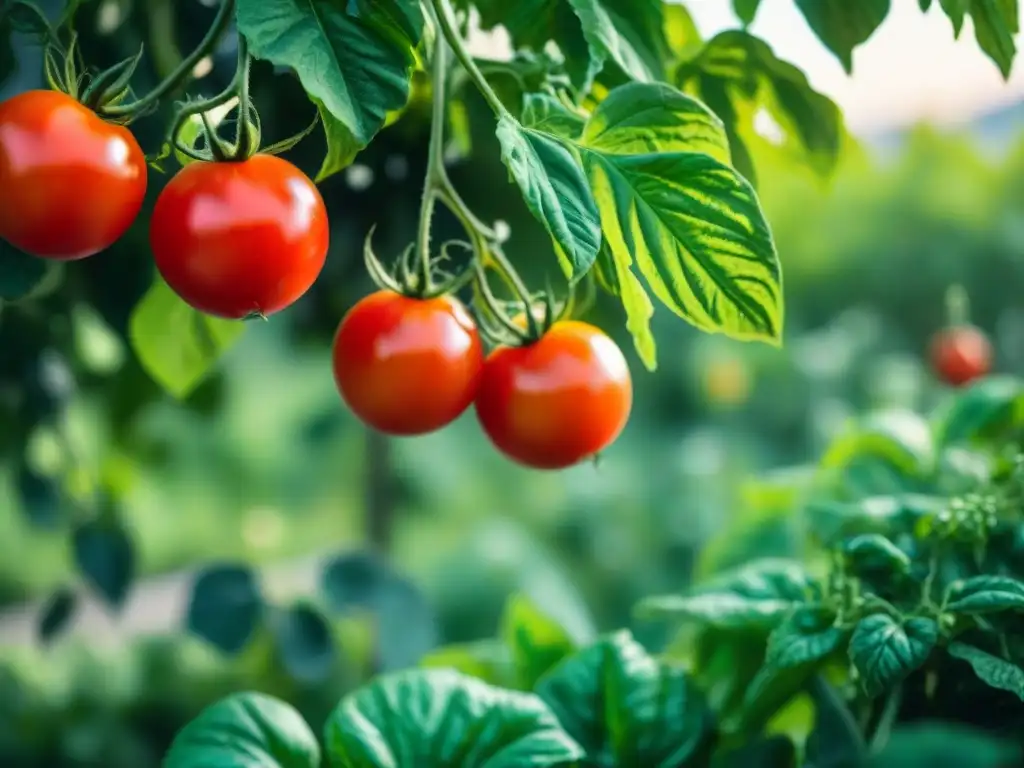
[324,668,584,767]
[936,375,1024,446]
[764,606,845,670]
[848,615,937,697]
[129,277,245,399]
[73,518,135,609]
[38,586,77,643]
[271,603,337,684]
[236,0,423,181]
[187,564,263,654]
[795,0,891,73]
[164,692,320,768]
[501,593,578,689]
[948,642,1024,701]
[497,116,601,279]
[581,147,782,343]
[565,0,668,84]
[842,534,911,574]
[535,630,715,767]
[581,82,730,163]
[821,409,936,478]
[946,575,1024,615]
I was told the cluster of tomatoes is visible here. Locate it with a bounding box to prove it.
[0,89,631,469]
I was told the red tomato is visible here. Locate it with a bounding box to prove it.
[332,291,484,436]
[475,321,632,469]
[0,90,146,260]
[930,324,992,387]
[150,154,328,318]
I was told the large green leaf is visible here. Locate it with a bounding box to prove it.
[164,692,320,768]
[594,244,657,370]
[496,116,602,278]
[129,277,245,399]
[936,375,1024,446]
[536,630,715,766]
[566,0,668,83]
[795,0,892,73]
[236,0,423,181]
[522,93,587,139]
[502,593,579,690]
[948,642,1024,701]
[677,31,843,180]
[324,668,583,766]
[580,82,730,163]
[969,0,1018,79]
[639,559,812,631]
[581,148,782,344]
[946,575,1024,615]
[848,614,937,697]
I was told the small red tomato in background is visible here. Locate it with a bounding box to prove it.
[332,291,484,436]
[930,324,992,387]
[475,321,632,470]
[0,90,147,260]
[150,154,328,318]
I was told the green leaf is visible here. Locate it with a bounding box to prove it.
[580,81,730,163]
[804,676,868,766]
[939,0,969,36]
[580,147,782,345]
[38,586,76,644]
[970,0,1018,79]
[848,615,937,697]
[0,239,51,300]
[842,534,911,574]
[420,639,517,688]
[15,460,63,529]
[733,0,762,25]
[270,603,337,684]
[73,517,135,609]
[496,116,601,279]
[236,0,423,181]
[535,630,715,766]
[948,642,1024,701]
[187,564,263,654]
[946,575,1024,615]
[937,375,1024,446]
[502,593,578,690]
[795,0,892,73]
[638,559,812,630]
[677,31,844,179]
[129,277,245,399]
[566,0,667,83]
[663,3,702,62]
[595,244,657,369]
[821,409,936,478]
[867,723,1019,768]
[522,93,587,139]
[321,550,392,611]
[164,692,320,768]
[323,668,584,766]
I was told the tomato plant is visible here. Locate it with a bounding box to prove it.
[475,320,632,469]
[0,89,146,260]
[332,290,483,436]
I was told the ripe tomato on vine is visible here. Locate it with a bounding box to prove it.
[0,90,146,260]
[150,154,329,319]
[930,325,992,387]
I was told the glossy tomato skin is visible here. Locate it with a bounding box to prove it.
[150,154,328,318]
[332,291,484,436]
[0,90,146,260]
[930,325,992,387]
[475,321,632,470]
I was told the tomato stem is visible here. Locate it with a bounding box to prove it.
[944,283,970,326]
[414,25,449,295]
[429,0,510,120]
[98,0,235,121]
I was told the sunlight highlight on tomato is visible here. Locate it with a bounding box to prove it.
[475,321,632,469]
[0,90,147,260]
[150,154,329,318]
[332,291,484,436]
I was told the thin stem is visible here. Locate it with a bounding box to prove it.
[415,30,448,292]
[232,36,254,159]
[100,0,236,118]
[429,0,510,118]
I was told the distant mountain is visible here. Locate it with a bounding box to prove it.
[866,100,1024,157]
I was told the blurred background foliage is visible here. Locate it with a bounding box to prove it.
[3,0,1024,766]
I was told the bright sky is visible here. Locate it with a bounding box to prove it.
[469,1,1024,135]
